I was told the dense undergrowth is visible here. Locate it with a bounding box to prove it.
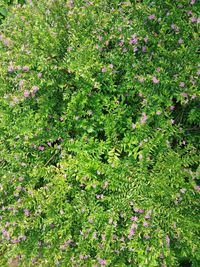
[0,0,200,266]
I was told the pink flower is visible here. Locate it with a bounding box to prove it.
[156,110,161,115]
[131,216,138,221]
[190,0,196,5]
[142,46,146,52]
[156,67,161,72]
[179,82,185,88]
[140,112,148,124]
[152,76,159,84]
[148,14,156,20]
[23,66,29,72]
[38,146,45,151]
[32,86,39,93]
[190,16,197,23]
[181,92,188,97]
[131,223,138,229]
[24,90,30,97]
[24,209,30,216]
[170,105,175,110]
[98,258,107,266]
[101,67,106,73]
[8,65,14,73]
[191,94,196,99]
[129,35,138,45]
[144,37,148,43]
[138,78,144,83]
[143,221,149,227]
[197,70,200,76]
[109,64,113,69]
[132,123,136,129]
[166,235,170,247]
[38,72,42,78]
[178,38,184,44]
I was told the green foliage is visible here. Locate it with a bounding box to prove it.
[0,0,199,266]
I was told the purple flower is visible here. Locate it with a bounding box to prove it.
[170,105,175,110]
[145,214,151,219]
[194,185,200,191]
[98,258,107,266]
[148,14,156,20]
[24,90,30,98]
[23,66,29,72]
[166,235,170,247]
[131,123,136,129]
[142,46,147,53]
[133,207,139,212]
[38,146,45,151]
[109,64,113,69]
[131,223,138,229]
[32,86,39,93]
[144,235,150,239]
[128,228,135,239]
[178,38,184,44]
[190,16,197,23]
[131,216,138,221]
[129,35,138,45]
[8,65,14,73]
[190,0,196,5]
[144,37,148,43]
[156,67,161,72]
[143,221,149,227]
[140,112,148,124]
[138,209,144,213]
[197,70,200,76]
[152,76,159,84]
[24,209,30,216]
[179,82,185,88]
[181,92,188,98]
[191,94,196,99]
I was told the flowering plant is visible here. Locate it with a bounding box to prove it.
[0,0,199,266]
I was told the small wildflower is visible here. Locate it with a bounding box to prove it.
[178,38,184,44]
[170,105,175,110]
[143,221,149,227]
[181,92,188,97]
[156,67,161,72]
[140,112,148,124]
[166,235,170,247]
[179,82,185,88]
[131,216,138,221]
[24,209,30,216]
[132,123,136,129]
[152,76,159,84]
[24,90,30,97]
[148,14,156,20]
[23,66,29,72]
